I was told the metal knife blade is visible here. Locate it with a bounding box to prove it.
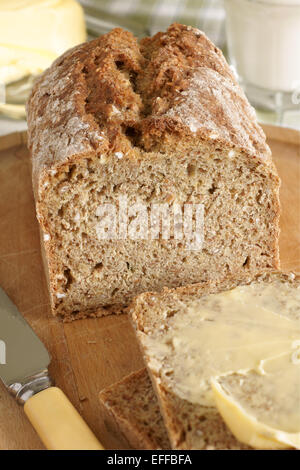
[0,287,51,401]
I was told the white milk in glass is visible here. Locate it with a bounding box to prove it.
[225,0,300,115]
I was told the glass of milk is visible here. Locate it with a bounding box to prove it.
[225,0,300,123]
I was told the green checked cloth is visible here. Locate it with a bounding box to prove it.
[80,0,226,48]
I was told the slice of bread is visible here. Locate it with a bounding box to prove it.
[27,23,280,321]
[99,368,170,449]
[130,271,300,449]
[98,366,246,450]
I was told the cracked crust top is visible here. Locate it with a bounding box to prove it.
[27,23,272,195]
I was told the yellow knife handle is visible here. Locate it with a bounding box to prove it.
[24,387,104,450]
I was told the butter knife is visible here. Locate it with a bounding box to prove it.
[0,287,103,450]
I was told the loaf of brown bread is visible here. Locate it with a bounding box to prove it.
[27,23,280,320]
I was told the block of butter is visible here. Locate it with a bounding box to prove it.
[0,0,86,84]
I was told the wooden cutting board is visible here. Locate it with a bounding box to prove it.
[0,125,299,450]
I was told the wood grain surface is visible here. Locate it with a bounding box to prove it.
[0,126,299,450]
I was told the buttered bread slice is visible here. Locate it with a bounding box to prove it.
[130,272,300,450]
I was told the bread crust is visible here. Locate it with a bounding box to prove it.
[27,23,275,198]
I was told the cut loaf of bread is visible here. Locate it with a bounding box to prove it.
[27,23,280,320]
[130,271,300,450]
[99,368,170,450]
